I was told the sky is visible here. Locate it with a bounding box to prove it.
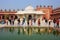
[0,0,60,10]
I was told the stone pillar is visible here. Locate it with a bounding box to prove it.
[17,15,20,19]
[13,15,15,19]
[40,15,43,22]
[5,15,6,19]
[26,14,28,22]
[36,15,38,26]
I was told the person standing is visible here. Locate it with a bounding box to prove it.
[29,20,32,26]
[18,18,20,25]
[11,19,14,25]
[22,18,25,25]
[56,18,59,28]
[49,19,51,27]
[5,19,8,25]
[53,18,56,27]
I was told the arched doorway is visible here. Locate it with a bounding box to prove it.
[28,15,32,20]
[27,14,32,26]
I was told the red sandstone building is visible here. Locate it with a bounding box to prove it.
[0,5,53,20]
[51,7,60,19]
[36,5,53,20]
[0,9,17,19]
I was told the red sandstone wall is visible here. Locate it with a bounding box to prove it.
[0,9,17,19]
[36,5,53,20]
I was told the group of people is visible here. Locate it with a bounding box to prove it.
[52,18,60,28]
[41,18,60,28]
[0,16,60,28]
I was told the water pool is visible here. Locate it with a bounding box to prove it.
[0,27,60,40]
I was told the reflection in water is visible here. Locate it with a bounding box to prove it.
[37,28,41,34]
[27,27,32,36]
[0,27,60,36]
[0,28,3,32]
[22,28,25,35]
[21,27,32,36]
[53,30,57,35]
[18,28,20,35]
[0,27,60,40]
[9,27,14,33]
[53,30,60,36]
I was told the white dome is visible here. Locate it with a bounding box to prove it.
[25,5,34,11]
